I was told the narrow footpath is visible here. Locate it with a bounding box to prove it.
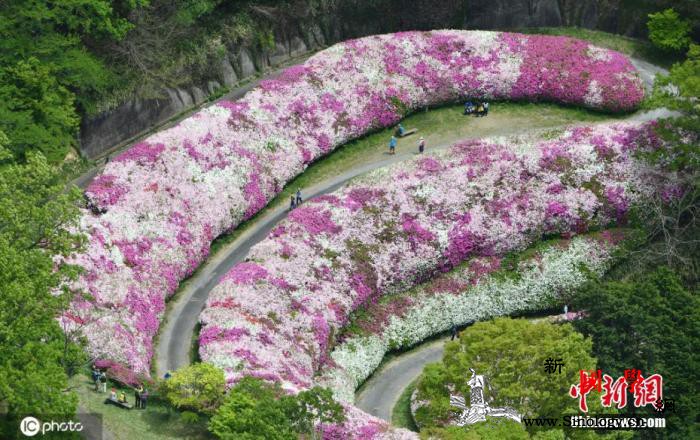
[355,338,448,422]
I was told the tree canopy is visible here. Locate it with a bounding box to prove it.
[0,148,85,438]
[647,8,692,53]
[160,362,226,414]
[573,268,700,440]
[414,318,613,439]
[208,377,344,440]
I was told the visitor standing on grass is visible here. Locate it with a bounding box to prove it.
[296,189,303,205]
[135,385,143,409]
[141,388,148,409]
[418,136,425,154]
[92,367,100,391]
[389,135,397,155]
[483,101,489,116]
[451,324,458,341]
[99,371,107,392]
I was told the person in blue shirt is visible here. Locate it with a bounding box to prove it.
[389,136,397,154]
[464,100,474,115]
[396,123,405,136]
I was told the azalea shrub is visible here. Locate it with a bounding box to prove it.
[64,30,645,375]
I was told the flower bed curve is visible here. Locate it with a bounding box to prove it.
[198,121,671,384]
[65,30,644,375]
[198,122,673,438]
[319,231,627,404]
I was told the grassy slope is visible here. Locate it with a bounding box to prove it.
[69,374,211,440]
[392,379,419,432]
[208,101,620,256]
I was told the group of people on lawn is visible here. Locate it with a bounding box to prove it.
[463,99,489,116]
[389,124,425,155]
[388,100,490,155]
[92,366,148,410]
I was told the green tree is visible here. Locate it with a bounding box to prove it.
[414,318,609,438]
[0,0,146,162]
[209,377,297,440]
[573,268,700,439]
[647,9,692,53]
[208,377,344,440]
[160,362,226,414]
[0,150,85,438]
[288,386,345,438]
[0,58,79,162]
[642,43,700,279]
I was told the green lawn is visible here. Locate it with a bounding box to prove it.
[392,378,419,432]
[70,374,211,440]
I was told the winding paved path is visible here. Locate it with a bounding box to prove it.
[355,338,448,422]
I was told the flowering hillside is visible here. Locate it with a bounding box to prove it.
[198,122,671,392]
[64,31,644,374]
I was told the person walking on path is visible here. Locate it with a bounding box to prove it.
[289,195,296,211]
[295,189,303,205]
[418,136,425,154]
[450,324,458,341]
[389,135,397,155]
[483,101,489,116]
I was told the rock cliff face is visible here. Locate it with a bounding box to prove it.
[79,0,648,159]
